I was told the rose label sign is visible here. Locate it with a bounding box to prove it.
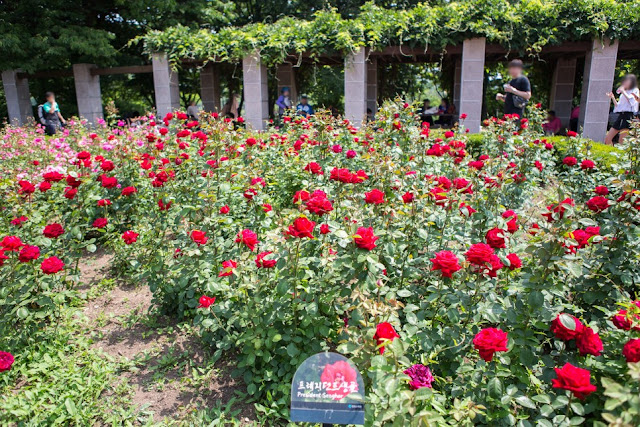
[290,352,365,425]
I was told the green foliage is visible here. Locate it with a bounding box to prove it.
[140,0,640,67]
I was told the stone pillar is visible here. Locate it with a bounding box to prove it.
[73,64,103,124]
[200,62,221,112]
[276,64,297,104]
[242,51,269,130]
[579,39,618,142]
[453,58,462,114]
[459,38,485,133]
[366,57,378,114]
[549,58,577,127]
[344,47,368,127]
[1,70,32,125]
[152,52,180,117]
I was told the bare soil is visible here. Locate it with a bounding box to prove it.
[77,248,255,423]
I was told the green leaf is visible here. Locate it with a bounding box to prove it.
[487,377,503,399]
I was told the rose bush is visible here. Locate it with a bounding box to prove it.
[1,102,640,425]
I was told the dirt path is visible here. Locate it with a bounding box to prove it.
[77,249,255,424]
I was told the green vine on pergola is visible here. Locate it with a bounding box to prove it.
[137,0,640,68]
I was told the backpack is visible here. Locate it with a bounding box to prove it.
[37,105,47,125]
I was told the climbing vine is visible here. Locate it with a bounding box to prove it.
[138,0,640,67]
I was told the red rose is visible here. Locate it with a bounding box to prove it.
[293,190,311,204]
[306,190,333,216]
[76,151,91,160]
[65,175,82,188]
[100,175,118,188]
[506,253,522,270]
[287,217,316,239]
[101,160,115,171]
[473,327,508,362]
[218,259,237,277]
[92,218,108,229]
[64,187,77,199]
[354,227,379,251]
[576,327,603,356]
[43,223,64,238]
[219,205,230,214]
[236,229,258,251]
[304,162,324,175]
[43,171,65,182]
[198,295,216,308]
[18,180,36,194]
[41,256,65,274]
[121,186,137,196]
[623,339,640,363]
[563,156,577,166]
[10,216,28,227]
[594,186,609,195]
[580,159,595,170]
[0,351,14,372]
[612,302,640,330]
[402,192,414,204]
[486,228,507,249]
[430,251,462,278]
[262,203,272,212]
[502,210,518,233]
[320,224,330,234]
[97,199,112,207]
[1,235,24,251]
[255,251,277,268]
[364,189,385,204]
[122,230,139,244]
[39,182,51,192]
[567,131,578,137]
[465,243,494,266]
[191,230,208,245]
[320,360,359,400]
[551,313,584,341]
[551,363,597,400]
[18,245,40,263]
[586,196,609,212]
[374,322,400,354]
[158,199,172,211]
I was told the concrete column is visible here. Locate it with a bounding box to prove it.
[73,64,103,124]
[242,51,269,130]
[200,62,221,112]
[344,47,368,127]
[366,57,378,114]
[276,64,297,104]
[459,38,485,133]
[579,39,618,142]
[152,52,180,117]
[2,70,32,125]
[549,58,577,127]
[453,58,462,114]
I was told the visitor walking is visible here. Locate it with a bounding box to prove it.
[605,74,639,145]
[275,87,292,117]
[496,59,531,118]
[41,92,66,136]
[296,95,314,117]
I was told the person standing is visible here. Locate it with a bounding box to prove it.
[187,101,200,120]
[275,87,292,118]
[42,92,66,135]
[496,59,532,118]
[605,74,639,145]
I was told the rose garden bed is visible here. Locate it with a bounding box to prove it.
[1,103,640,425]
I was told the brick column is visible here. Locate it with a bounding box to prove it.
[459,38,485,133]
[152,52,180,117]
[200,62,221,112]
[579,39,618,142]
[549,58,577,128]
[276,64,297,104]
[344,47,368,127]
[242,51,269,130]
[366,57,378,114]
[1,70,32,125]
[73,64,103,124]
[453,58,462,114]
